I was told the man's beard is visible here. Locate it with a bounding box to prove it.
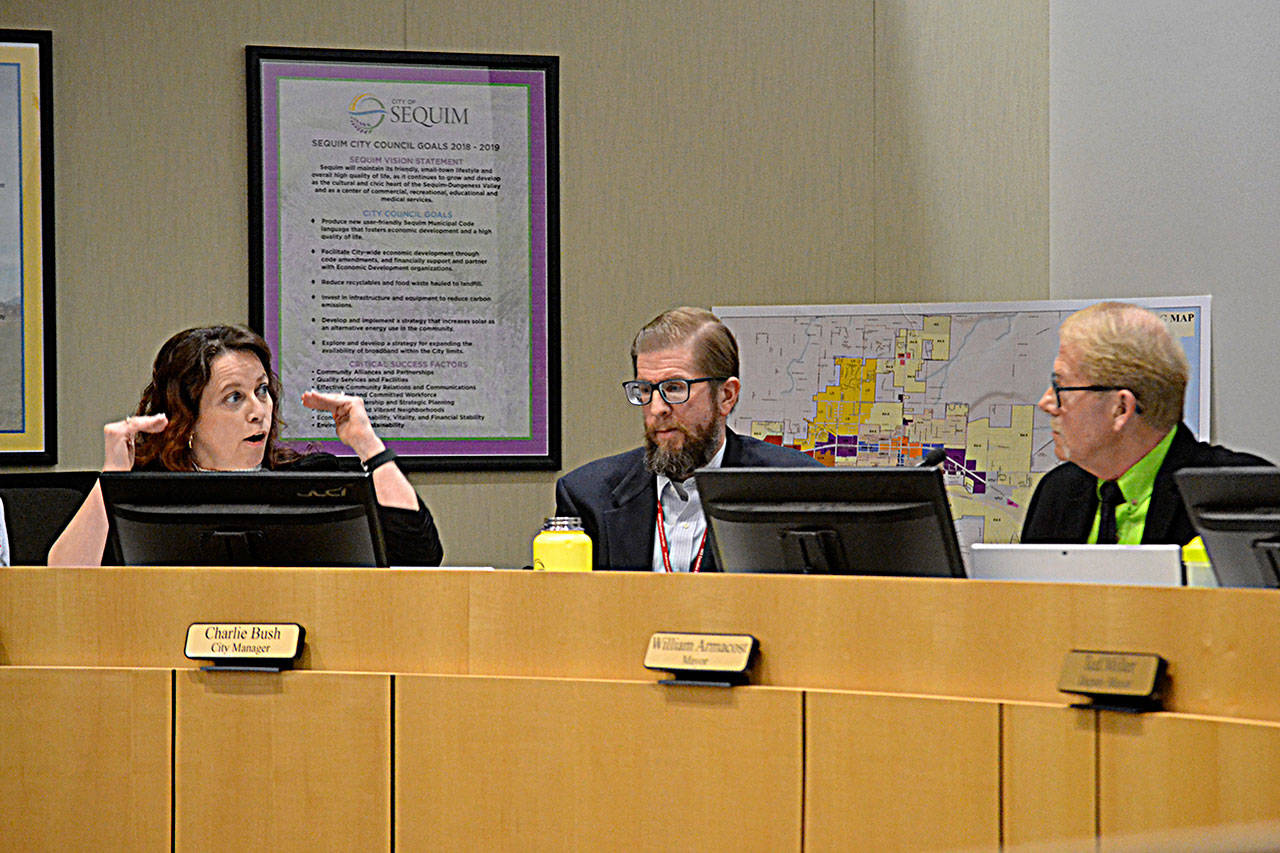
[644,411,724,481]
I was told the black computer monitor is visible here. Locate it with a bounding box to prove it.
[695,466,966,577]
[99,471,388,567]
[1175,466,1280,588]
[0,471,101,565]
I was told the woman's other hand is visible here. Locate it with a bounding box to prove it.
[300,390,418,511]
[300,390,384,459]
[103,413,169,471]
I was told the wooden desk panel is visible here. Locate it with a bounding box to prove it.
[5,568,1280,722]
[174,670,390,852]
[1099,712,1280,848]
[0,667,170,851]
[805,691,1000,850]
[9,558,1280,851]
[463,571,1280,722]
[0,567,470,672]
[1002,702,1096,850]
[396,676,803,851]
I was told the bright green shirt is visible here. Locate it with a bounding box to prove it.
[1087,427,1178,545]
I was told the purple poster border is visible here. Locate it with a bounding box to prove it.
[247,47,559,471]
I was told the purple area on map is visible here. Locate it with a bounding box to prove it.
[823,433,857,457]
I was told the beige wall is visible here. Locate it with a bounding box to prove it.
[2,0,1048,566]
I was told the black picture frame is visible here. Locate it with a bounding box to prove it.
[0,29,56,465]
[246,45,559,470]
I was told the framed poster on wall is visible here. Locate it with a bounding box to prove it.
[0,29,55,465]
[247,46,559,470]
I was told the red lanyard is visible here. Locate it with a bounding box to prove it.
[656,492,707,573]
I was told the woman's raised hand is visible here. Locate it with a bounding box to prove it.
[102,413,169,471]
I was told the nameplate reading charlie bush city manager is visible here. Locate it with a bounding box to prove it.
[185,623,304,665]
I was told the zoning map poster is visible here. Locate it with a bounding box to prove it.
[715,297,1210,549]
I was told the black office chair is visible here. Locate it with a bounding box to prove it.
[0,472,99,565]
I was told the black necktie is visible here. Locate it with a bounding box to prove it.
[1097,480,1125,545]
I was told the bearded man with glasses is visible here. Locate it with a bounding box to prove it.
[555,306,821,572]
[1021,301,1270,546]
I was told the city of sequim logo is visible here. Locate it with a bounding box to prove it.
[349,93,386,133]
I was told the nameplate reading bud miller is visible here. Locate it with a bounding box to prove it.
[1059,649,1167,713]
[644,632,758,687]
[185,623,304,672]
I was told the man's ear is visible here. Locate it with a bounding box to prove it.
[1112,389,1140,430]
[718,377,741,416]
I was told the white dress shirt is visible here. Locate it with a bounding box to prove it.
[651,440,727,572]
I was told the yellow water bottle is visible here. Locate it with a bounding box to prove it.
[532,517,593,572]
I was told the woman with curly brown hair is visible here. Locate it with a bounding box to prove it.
[48,324,442,566]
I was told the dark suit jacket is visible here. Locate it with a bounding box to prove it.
[1020,422,1271,546]
[554,429,821,571]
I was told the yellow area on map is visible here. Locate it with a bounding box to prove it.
[852,425,897,466]
[891,330,925,393]
[812,357,877,401]
[964,406,1036,491]
[750,421,786,442]
[948,489,1024,543]
[761,340,1043,543]
[805,357,875,450]
[865,401,903,427]
[889,317,951,394]
[906,402,968,448]
[792,321,962,462]
[951,471,1048,543]
[945,406,1039,542]
[922,316,951,359]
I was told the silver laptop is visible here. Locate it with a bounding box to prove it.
[968,543,1184,586]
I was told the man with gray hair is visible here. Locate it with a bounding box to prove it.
[1021,301,1269,545]
[556,306,820,571]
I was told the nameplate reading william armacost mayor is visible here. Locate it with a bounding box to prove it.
[185,623,304,671]
[644,632,758,687]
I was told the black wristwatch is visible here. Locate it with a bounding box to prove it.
[360,447,398,473]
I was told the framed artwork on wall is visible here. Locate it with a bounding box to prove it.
[247,46,560,470]
[0,29,55,465]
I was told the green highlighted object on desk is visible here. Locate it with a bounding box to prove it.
[1182,536,1216,587]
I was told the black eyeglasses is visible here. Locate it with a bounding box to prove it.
[623,377,728,406]
[1050,378,1143,413]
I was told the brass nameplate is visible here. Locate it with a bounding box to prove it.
[644,632,757,686]
[185,623,304,669]
[1059,650,1166,711]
